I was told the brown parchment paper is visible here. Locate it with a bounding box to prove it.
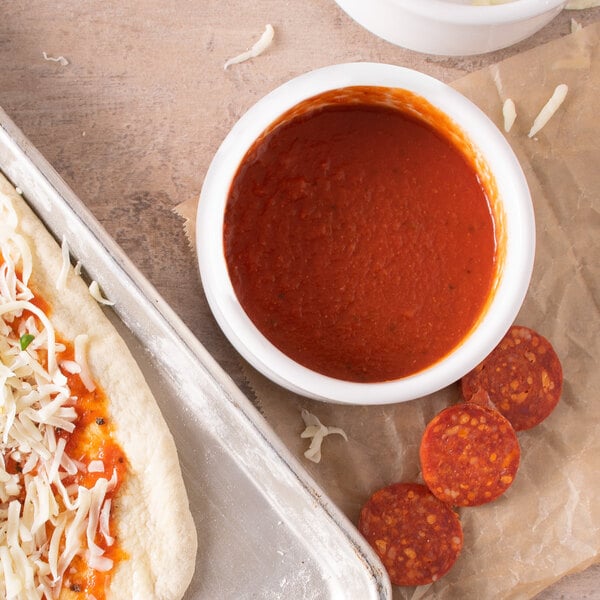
[183,23,600,600]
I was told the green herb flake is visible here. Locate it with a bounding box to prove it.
[19,333,35,351]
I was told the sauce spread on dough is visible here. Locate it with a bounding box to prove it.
[1,279,126,599]
[224,87,499,382]
[57,339,128,597]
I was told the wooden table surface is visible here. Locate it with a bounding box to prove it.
[1,2,599,598]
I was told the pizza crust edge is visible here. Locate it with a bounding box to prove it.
[0,173,198,599]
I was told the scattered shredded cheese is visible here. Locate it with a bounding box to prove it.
[73,334,96,392]
[99,498,114,547]
[300,409,348,463]
[88,280,115,306]
[528,83,569,138]
[502,98,517,133]
[56,235,71,291]
[571,18,583,33]
[224,24,274,70]
[59,360,82,374]
[41,52,69,66]
[87,460,105,473]
[0,191,116,598]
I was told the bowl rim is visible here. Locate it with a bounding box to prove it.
[380,0,567,25]
[197,62,535,405]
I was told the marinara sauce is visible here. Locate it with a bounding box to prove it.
[224,88,498,383]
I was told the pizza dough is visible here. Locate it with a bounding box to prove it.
[0,172,197,599]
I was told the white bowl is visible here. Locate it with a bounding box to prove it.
[197,63,535,405]
[334,0,567,56]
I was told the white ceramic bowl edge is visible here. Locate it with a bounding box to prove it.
[197,63,535,405]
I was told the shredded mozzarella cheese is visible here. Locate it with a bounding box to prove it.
[0,191,115,598]
[502,98,517,133]
[99,499,114,547]
[41,52,69,66]
[224,24,274,70]
[59,360,81,374]
[56,235,70,291]
[88,280,115,306]
[87,460,105,473]
[73,334,96,392]
[528,84,569,138]
[300,409,348,463]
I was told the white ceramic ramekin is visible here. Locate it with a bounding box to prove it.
[334,0,567,55]
[197,63,535,405]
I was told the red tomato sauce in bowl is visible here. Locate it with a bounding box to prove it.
[223,87,499,383]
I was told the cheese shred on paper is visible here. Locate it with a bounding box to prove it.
[300,409,348,463]
[528,83,569,138]
[502,98,517,132]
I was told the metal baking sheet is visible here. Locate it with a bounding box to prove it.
[0,106,391,599]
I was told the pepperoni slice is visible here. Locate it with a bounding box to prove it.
[420,403,520,507]
[358,482,463,586]
[461,325,563,431]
